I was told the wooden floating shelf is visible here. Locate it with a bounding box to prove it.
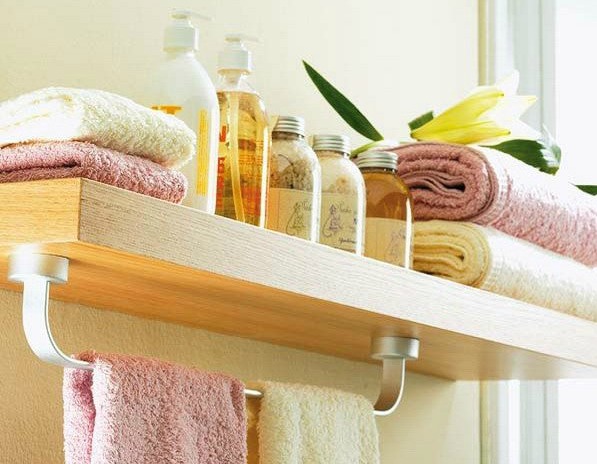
[0,178,596,380]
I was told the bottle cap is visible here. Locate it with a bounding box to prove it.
[311,134,351,155]
[164,9,213,52]
[218,34,260,72]
[354,151,398,170]
[273,116,305,137]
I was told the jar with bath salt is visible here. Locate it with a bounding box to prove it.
[267,116,321,241]
[354,150,413,268]
[312,134,365,254]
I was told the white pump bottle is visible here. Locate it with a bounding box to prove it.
[150,9,219,213]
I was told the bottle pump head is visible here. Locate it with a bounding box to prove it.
[218,34,260,73]
[164,9,213,52]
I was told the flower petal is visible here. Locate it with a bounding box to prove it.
[483,95,537,121]
[412,120,510,145]
[478,120,542,145]
[411,88,503,140]
[495,70,521,96]
[410,69,539,146]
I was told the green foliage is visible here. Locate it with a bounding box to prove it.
[408,111,434,131]
[302,60,384,141]
[576,185,597,195]
[486,139,561,175]
[302,61,573,180]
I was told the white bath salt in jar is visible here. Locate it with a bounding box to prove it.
[312,134,366,254]
[354,150,414,268]
[267,116,321,241]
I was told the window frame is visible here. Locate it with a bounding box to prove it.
[480,380,559,464]
[479,0,556,131]
[478,1,560,462]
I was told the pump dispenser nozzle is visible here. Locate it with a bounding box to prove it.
[164,9,214,52]
[218,34,260,73]
[171,9,213,21]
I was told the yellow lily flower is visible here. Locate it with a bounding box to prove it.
[411,72,540,145]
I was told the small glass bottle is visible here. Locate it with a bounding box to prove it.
[312,135,365,254]
[354,150,414,268]
[267,116,321,241]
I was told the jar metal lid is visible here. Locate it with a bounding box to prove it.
[273,116,305,137]
[311,134,351,154]
[354,150,398,170]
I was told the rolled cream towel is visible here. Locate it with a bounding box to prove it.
[394,142,597,267]
[64,352,247,464]
[0,142,187,203]
[255,381,380,464]
[414,220,597,322]
[0,87,195,168]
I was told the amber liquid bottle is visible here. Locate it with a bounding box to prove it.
[354,151,414,268]
[216,88,270,226]
[215,35,271,227]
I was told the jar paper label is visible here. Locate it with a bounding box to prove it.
[320,193,363,253]
[195,109,210,195]
[365,217,413,267]
[267,188,316,240]
[152,104,217,211]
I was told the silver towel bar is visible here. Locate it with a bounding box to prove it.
[8,252,419,417]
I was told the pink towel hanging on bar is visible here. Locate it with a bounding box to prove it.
[63,352,247,464]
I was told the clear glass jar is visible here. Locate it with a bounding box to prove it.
[354,150,413,268]
[312,134,365,254]
[267,116,321,241]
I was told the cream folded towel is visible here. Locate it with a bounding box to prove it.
[256,382,379,464]
[0,87,195,168]
[414,220,597,321]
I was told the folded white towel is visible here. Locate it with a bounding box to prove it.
[256,381,380,464]
[414,220,597,321]
[0,87,195,168]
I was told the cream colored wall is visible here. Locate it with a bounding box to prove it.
[0,0,478,144]
[0,0,480,462]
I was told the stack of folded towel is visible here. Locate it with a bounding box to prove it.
[393,142,597,321]
[0,87,195,203]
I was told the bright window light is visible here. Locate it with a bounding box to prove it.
[555,0,597,183]
[558,379,597,463]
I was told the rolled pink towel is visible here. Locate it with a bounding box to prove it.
[64,352,247,464]
[394,142,597,267]
[0,141,187,203]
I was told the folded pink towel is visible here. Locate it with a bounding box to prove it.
[0,141,187,203]
[394,142,597,267]
[63,352,247,464]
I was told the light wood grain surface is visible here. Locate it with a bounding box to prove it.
[0,179,596,380]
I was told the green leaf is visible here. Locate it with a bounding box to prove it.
[408,111,434,131]
[485,139,561,174]
[576,185,597,195]
[351,139,400,157]
[303,60,384,141]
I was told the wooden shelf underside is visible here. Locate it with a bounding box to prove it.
[0,179,596,380]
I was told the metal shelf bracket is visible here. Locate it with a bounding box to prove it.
[370,335,420,416]
[8,252,92,370]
